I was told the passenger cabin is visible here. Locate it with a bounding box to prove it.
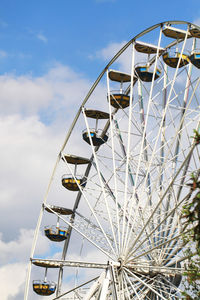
[62,154,89,191]
[44,206,71,242]
[162,25,191,39]
[45,205,73,216]
[189,50,200,68]
[108,70,134,109]
[135,65,161,82]
[32,259,61,268]
[33,280,56,296]
[82,109,109,146]
[162,25,190,68]
[134,41,162,82]
[44,225,68,242]
[62,176,86,191]
[189,25,200,38]
[163,51,189,68]
[135,41,165,54]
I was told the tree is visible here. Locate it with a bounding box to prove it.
[182,130,200,299]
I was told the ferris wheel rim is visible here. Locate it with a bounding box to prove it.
[25,20,200,300]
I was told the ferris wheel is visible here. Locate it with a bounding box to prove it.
[24,21,200,299]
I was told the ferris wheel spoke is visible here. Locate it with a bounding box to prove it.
[44,204,115,260]
[127,227,189,263]
[162,62,195,215]
[113,118,153,257]
[157,29,191,177]
[156,282,178,300]
[136,271,180,299]
[82,110,120,256]
[161,122,200,247]
[114,119,136,187]
[126,28,163,225]
[162,236,189,264]
[129,77,160,250]
[122,272,132,300]
[131,225,187,264]
[83,271,107,300]
[125,191,190,260]
[165,246,196,267]
[160,188,184,249]
[124,97,186,252]
[51,275,101,300]
[166,26,189,97]
[162,155,197,245]
[93,163,137,224]
[107,70,124,254]
[75,211,114,242]
[161,215,185,257]
[172,60,193,169]
[62,154,118,257]
[124,145,195,260]
[125,127,196,261]
[123,270,142,299]
[120,43,137,254]
[124,272,152,299]
[157,63,170,243]
[113,118,146,255]
[137,79,152,200]
[159,274,182,298]
[124,268,168,300]
[94,159,153,261]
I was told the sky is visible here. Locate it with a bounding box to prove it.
[0,0,200,299]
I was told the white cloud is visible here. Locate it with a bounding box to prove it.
[36,33,48,43]
[0,112,61,298]
[0,114,65,242]
[0,229,49,299]
[94,39,149,78]
[0,61,96,299]
[0,229,50,265]
[0,263,26,300]
[0,75,52,115]
[96,41,126,61]
[0,50,31,60]
[193,18,200,26]
[0,64,90,117]
[0,50,8,58]
[4,48,130,299]
[0,63,93,241]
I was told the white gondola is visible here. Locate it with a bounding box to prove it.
[82,109,109,146]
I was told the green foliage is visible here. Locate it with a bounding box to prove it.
[192,129,200,145]
[182,169,200,299]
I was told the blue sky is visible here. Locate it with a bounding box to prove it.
[0,1,200,299]
[0,0,200,79]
